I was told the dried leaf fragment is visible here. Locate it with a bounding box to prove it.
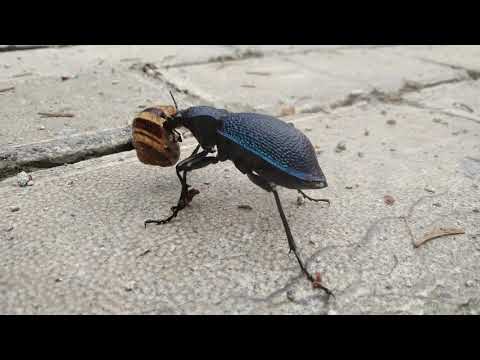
[414,227,465,248]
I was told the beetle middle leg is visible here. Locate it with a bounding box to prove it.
[297,190,330,206]
[144,146,218,227]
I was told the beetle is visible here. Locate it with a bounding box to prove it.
[144,93,333,296]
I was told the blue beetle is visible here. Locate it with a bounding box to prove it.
[145,94,333,296]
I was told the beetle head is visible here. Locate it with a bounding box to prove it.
[162,91,183,143]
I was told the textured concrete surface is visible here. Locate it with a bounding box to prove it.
[403,80,480,124]
[285,46,468,93]
[384,45,480,73]
[157,46,467,115]
[0,70,181,145]
[1,45,480,314]
[0,126,133,180]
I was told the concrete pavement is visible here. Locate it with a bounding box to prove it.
[1,45,479,314]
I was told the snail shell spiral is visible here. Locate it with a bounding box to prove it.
[132,105,181,167]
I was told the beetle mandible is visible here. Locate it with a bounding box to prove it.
[145,93,333,296]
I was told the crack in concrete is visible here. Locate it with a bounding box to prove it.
[0,126,134,181]
[0,45,70,52]
[129,62,212,106]
[158,46,397,70]
[415,56,480,81]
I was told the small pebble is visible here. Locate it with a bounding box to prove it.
[286,290,296,302]
[473,208,479,213]
[364,129,370,136]
[4,225,14,232]
[67,180,74,186]
[386,119,396,126]
[433,202,442,207]
[296,196,305,206]
[16,171,32,187]
[465,280,475,288]
[279,106,295,117]
[350,89,365,97]
[10,206,20,212]
[345,185,353,190]
[238,205,253,211]
[61,75,76,81]
[384,195,395,206]
[424,186,435,193]
[112,80,119,85]
[125,281,135,292]
[335,141,347,153]
[38,126,45,130]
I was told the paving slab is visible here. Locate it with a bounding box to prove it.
[0,45,62,53]
[1,101,478,314]
[403,79,480,123]
[159,56,361,115]
[232,45,387,55]
[284,46,468,94]
[158,47,467,116]
[383,45,480,72]
[0,70,194,146]
[0,45,236,81]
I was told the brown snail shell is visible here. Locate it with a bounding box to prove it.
[132,105,181,167]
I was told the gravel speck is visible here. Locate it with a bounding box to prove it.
[296,196,305,206]
[16,171,32,187]
[424,186,435,193]
[238,205,253,211]
[335,141,347,153]
[286,290,296,302]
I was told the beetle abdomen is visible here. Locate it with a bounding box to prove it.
[218,113,326,184]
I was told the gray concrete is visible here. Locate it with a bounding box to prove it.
[0,70,185,146]
[282,46,469,94]
[158,47,467,116]
[383,45,480,73]
[159,57,362,115]
[0,126,133,180]
[1,45,480,314]
[403,80,480,124]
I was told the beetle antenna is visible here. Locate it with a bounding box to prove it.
[169,90,178,111]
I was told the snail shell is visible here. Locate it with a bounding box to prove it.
[132,105,181,167]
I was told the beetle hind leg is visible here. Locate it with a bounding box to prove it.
[270,186,334,298]
[297,190,330,206]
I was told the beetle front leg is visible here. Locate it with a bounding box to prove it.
[144,148,218,227]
